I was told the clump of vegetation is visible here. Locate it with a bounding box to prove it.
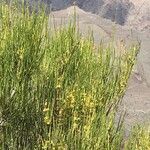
[125,125,150,150]
[1,1,148,150]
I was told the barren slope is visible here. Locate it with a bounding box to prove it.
[127,0,150,31]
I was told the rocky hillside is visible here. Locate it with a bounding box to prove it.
[51,0,133,25]
[127,0,150,31]
[17,0,132,25]
[50,0,150,30]
[9,0,150,28]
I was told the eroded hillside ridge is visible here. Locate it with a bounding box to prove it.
[9,0,132,25]
[6,0,150,29]
[49,0,133,25]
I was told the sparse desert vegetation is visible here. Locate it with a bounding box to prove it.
[0,1,149,150]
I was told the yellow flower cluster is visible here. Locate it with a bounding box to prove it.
[42,139,67,149]
[66,91,76,108]
[43,102,51,125]
[17,48,24,60]
[82,93,95,111]
[56,77,63,89]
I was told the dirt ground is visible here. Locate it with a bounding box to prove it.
[119,31,150,134]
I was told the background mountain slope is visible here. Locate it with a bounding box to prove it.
[24,0,150,30]
[50,0,133,25]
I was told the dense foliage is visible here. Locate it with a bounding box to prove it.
[0,1,149,150]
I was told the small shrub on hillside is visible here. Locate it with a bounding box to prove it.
[0,1,140,149]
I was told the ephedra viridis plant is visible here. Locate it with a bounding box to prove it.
[0,1,146,150]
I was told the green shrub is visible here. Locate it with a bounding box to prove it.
[0,1,139,149]
[124,125,150,150]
